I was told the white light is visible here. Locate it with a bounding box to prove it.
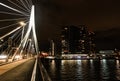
[15,55,21,59]
[64,27,68,30]
[102,54,105,57]
[0,39,3,41]
[46,56,55,59]
[0,55,7,59]
[19,21,26,26]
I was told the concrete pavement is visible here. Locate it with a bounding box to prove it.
[0,58,35,81]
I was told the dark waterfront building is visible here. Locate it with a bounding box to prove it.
[61,25,95,54]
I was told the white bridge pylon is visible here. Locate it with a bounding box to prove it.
[11,5,39,61]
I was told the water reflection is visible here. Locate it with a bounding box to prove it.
[42,59,120,81]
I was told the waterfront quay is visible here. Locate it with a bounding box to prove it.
[43,53,120,60]
[40,51,120,81]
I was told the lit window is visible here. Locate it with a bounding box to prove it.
[64,27,68,30]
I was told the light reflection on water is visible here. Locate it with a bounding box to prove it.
[42,59,120,81]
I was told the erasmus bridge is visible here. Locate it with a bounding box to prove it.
[0,0,51,81]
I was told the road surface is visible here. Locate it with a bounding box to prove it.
[0,58,35,81]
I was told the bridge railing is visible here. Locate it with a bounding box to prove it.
[38,59,52,81]
[31,58,38,81]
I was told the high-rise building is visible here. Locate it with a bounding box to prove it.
[61,25,95,54]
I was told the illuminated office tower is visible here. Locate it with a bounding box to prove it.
[61,25,95,54]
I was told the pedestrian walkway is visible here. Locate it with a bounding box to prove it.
[0,58,35,81]
[0,58,33,76]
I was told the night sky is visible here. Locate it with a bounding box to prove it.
[34,0,120,51]
[1,0,120,51]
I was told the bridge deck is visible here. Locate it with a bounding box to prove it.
[0,58,35,81]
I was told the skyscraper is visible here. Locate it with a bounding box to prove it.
[61,25,95,54]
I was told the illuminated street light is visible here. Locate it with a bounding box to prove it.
[19,21,26,26]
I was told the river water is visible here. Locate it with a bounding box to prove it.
[42,59,120,81]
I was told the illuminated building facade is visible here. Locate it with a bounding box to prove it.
[61,25,95,54]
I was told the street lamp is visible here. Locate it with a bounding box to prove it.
[19,21,26,26]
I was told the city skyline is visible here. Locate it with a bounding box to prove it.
[0,0,120,51]
[0,1,120,81]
